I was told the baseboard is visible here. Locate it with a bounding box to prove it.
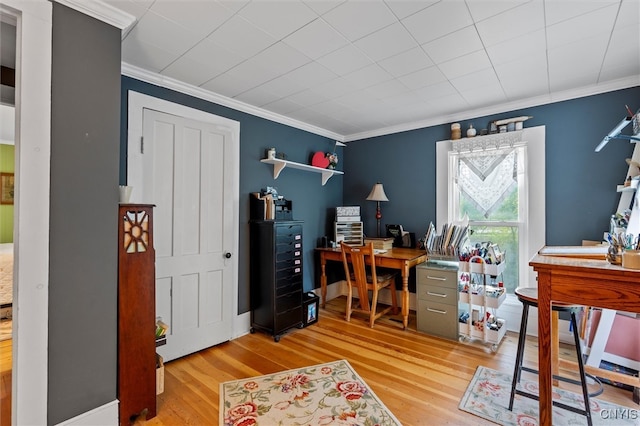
[55,400,118,426]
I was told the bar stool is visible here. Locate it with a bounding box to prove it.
[509,287,603,426]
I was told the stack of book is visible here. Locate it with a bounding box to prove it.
[364,237,394,250]
[424,220,469,258]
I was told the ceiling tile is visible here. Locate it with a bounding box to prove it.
[450,67,500,92]
[312,77,360,99]
[384,0,437,20]
[548,37,609,91]
[414,80,458,101]
[544,0,619,26]
[303,0,345,16]
[378,47,434,77]
[237,0,318,39]
[317,44,373,76]
[322,0,397,41]
[397,66,447,90]
[284,61,338,87]
[438,50,492,81]
[287,88,331,107]
[207,15,277,59]
[200,71,254,98]
[284,18,349,59]
[486,29,546,66]
[616,0,640,28]
[343,64,394,90]
[600,23,640,81]
[126,10,202,56]
[353,22,418,62]
[364,79,411,100]
[466,0,528,23]
[247,42,311,77]
[234,85,280,107]
[546,5,618,49]
[258,75,307,99]
[182,38,244,76]
[475,1,544,48]
[401,1,472,44]
[149,0,234,38]
[494,52,549,99]
[163,56,224,87]
[422,25,483,64]
[262,97,306,115]
[462,83,507,109]
[121,37,178,72]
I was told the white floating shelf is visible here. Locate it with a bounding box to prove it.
[261,158,343,186]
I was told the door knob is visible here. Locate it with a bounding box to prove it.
[225,252,232,259]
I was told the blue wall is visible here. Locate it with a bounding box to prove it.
[121,77,343,313]
[121,78,639,314]
[344,87,640,246]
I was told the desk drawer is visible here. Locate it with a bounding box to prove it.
[416,300,458,340]
[416,283,457,304]
[416,267,457,289]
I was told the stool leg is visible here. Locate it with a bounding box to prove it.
[509,303,529,411]
[571,311,593,426]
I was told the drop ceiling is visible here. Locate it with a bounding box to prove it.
[86,0,640,140]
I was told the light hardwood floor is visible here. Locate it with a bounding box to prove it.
[0,298,636,425]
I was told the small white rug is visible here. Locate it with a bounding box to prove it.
[459,365,639,425]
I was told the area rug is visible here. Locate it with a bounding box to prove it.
[459,366,639,425]
[220,359,401,426]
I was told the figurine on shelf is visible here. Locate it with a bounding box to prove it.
[327,152,338,169]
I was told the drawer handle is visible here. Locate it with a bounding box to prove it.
[294,268,301,273]
[426,275,447,281]
[295,235,301,240]
[294,251,301,256]
[427,307,447,315]
[294,260,301,265]
[427,291,447,298]
[295,243,301,248]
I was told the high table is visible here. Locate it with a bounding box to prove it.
[530,249,640,426]
[316,247,427,329]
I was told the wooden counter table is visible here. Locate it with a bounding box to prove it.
[530,248,640,426]
[316,247,427,329]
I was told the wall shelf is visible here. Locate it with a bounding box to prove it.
[261,158,343,186]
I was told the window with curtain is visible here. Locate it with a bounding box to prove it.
[448,133,527,294]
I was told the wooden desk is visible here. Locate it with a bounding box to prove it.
[530,251,640,426]
[316,247,427,329]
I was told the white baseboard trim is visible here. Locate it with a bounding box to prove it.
[56,400,118,426]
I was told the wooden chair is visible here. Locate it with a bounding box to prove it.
[340,242,398,327]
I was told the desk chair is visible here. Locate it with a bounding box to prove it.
[509,287,602,426]
[340,242,398,328]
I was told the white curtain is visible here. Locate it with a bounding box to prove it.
[452,132,523,219]
[457,148,517,218]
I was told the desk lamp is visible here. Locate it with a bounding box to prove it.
[366,182,389,237]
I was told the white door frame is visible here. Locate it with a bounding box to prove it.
[127,91,248,339]
[2,1,52,425]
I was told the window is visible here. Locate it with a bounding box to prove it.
[436,126,546,297]
[450,143,525,293]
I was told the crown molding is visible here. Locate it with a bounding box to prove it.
[345,75,640,142]
[53,0,135,33]
[121,63,345,142]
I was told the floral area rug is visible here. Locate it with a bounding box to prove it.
[220,359,401,426]
[459,366,639,425]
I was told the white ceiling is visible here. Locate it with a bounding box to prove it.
[102,1,640,140]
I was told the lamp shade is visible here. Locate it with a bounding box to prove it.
[366,183,389,202]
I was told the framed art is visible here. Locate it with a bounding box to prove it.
[0,173,14,205]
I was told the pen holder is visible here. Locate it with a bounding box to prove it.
[622,249,640,269]
[606,245,623,265]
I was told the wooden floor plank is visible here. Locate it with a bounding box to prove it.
[0,297,636,425]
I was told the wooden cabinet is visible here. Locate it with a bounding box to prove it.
[118,204,156,424]
[416,262,459,341]
[250,220,304,341]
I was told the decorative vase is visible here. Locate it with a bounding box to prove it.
[467,124,476,138]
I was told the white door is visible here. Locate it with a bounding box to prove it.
[130,104,238,362]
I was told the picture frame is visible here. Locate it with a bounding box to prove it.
[0,173,14,205]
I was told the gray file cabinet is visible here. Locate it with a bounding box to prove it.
[416,262,459,340]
